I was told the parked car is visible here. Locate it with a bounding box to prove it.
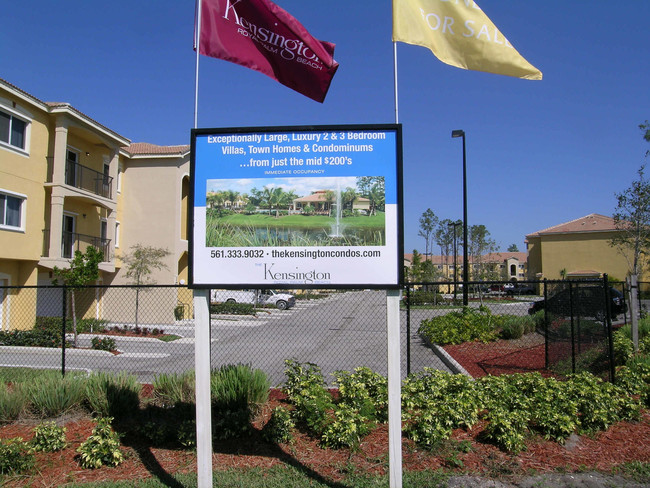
[211,289,296,310]
[505,283,536,296]
[527,286,625,320]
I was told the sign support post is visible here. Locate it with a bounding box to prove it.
[194,289,213,488]
[387,288,402,488]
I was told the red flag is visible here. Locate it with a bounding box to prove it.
[197,0,339,103]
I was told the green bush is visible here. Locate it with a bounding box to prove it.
[210,302,255,315]
[320,403,373,449]
[402,369,480,449]
[262,406,294,444]
[210,364,270,440]
[499,316,525,340]
[0,383,26,423]
[0,329,62,348]
[403,291,443,306]
[25,371,86,417]
[178,419,196,448]
[152,371,195,406]
[91,336,117,352]
[29,421,67,452]
[174,305,185,320]
[333,367,388,421]
[282,359,334,437]
[34,317,107,334]
[418,307,501,345]
[0,438,34,475]
[77,417,124,469]
[84,372,141,419]
[481,408,529,453]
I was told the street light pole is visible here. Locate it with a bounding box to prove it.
[452,130,468,306]
[448,221,461,303]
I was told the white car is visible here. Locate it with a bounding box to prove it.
[211,289,296,310]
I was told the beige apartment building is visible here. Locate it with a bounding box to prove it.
[404,252,528,283]
[0,78,190,330]
[526,213,648,282]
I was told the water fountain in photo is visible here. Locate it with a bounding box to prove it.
[330,183,344,238]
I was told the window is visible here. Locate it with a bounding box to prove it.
[0,190,25,230]
[0,109,27,151]
[115,221,120,248]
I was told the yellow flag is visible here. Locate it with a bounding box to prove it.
[393,0,542,80]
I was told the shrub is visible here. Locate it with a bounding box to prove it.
[402,369,480,448]
[0,438,33,475]
[0,329,62,348]
[321,404,372,449]
[77,417,124,469]
[0,383,26,423]
[210,302,255,315]
[262,406,294,444]
[499,316,525,340]
[84,372,141,419]
[152,371,195,406]
[333,367,387,421]
[174,305,185,320]
[282,359,334,436]
[403,291,443,306]
[91,336,117,352]
[210,364,270,439]
[210,363,270,412]
[25,371,86,418]
[30,421,67,452]
[34,317,107,334]
[481,408,529,453]
[418,307,501,345]
[178,419,196,448]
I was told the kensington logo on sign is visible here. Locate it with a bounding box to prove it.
[264,263,331,284]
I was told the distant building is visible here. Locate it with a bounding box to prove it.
[525,213,646,281]
[404,252,527,282]
[292,190,370,215]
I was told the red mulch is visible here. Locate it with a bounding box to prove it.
[444,334,548,378]
[1,387,649,487]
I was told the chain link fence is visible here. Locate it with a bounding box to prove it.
[1,280,647,384]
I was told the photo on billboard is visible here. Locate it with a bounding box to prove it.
[189,124,402,288]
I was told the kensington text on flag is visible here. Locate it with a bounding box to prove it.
[197,0,339,102]
[392,0,542,80]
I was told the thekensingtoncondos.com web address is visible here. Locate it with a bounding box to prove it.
[270,249,380,259]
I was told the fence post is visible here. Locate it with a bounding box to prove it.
[543,279,548,369]
[569,281,575,374]
[603,274,616,383]
[627,275,639,352]
[61,285,67,377]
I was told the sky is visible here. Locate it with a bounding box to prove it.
[3,1,649,255]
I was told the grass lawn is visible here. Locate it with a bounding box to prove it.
[214,212,385,229]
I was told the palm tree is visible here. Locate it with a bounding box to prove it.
[323,190,336,217]
[342,187,357,211]
[225,190,239,209]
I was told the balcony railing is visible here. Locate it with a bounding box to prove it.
[42,229,110,261]
[65,160,113,199]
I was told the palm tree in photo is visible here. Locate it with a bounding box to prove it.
[323,190,336,217]
[342,187,357,212]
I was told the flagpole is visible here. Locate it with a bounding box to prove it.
[194,0,202,129]
[393,42,399,124]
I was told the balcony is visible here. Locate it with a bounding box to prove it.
[42,229,110,261]
[65,160,113,199]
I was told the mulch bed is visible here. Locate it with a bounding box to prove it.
[1,389,649,487]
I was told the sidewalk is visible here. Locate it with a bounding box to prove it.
[447,472,648,487]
